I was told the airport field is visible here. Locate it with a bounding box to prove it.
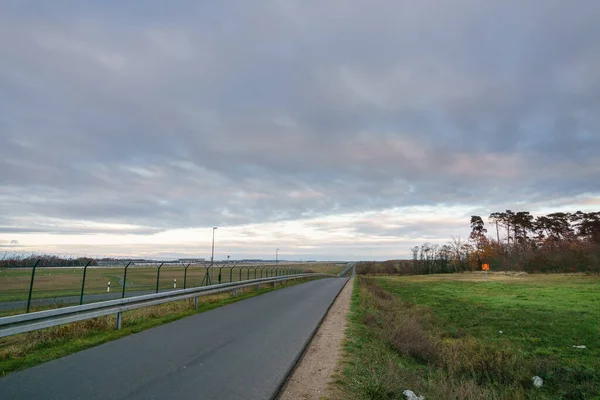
[336,273,600,399]
[0,262,345,316]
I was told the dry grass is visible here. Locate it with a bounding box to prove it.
[361,279,438,364]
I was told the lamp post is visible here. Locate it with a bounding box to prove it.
[211,227,218,266]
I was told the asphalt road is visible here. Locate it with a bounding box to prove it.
[0,277,348,400]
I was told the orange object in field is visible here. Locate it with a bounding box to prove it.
[482,263,490,271]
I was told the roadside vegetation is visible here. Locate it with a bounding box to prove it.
[336,274,599,399]
[0,278,316,376]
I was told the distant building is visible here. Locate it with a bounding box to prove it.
[178,258,205,263]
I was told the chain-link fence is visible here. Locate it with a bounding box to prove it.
[0,258,303,316]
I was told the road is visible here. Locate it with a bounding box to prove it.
[0,277,349,400]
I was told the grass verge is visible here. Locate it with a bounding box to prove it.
[335,274,600,399]
[0,277,317,376]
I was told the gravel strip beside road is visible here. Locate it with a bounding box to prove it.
[279,277,354,400]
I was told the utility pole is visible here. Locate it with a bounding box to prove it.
[211,227,218,266]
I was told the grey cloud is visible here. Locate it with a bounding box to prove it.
[1,0,599,246]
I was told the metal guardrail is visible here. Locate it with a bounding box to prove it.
[0,273,333,338]
[338,263,355,277]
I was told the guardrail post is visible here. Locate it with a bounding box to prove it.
[79,260,92,305]
[233,288,238,297]
[183,263,191,289]
[258,283,261,291]
[122,261,132,298]
[26,259,41,313]
[193,296,198,309]
[155,263,164,293]
[274,280,277,288]
[116,312,122,330]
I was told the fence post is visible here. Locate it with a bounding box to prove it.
[204,267,211,286]
[26,259,41,313]
[229,266,233,282]
[183,263,191,289]
[155,263,164,293]
[122,261,132,298]
[218,266,224,284]
[79,260,92,305]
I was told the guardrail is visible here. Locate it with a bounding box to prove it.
[338,263,355,277]
[0,273,332,338]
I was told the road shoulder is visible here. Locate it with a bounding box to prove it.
[279,276,354,400]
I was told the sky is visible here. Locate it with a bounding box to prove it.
[1,1,599,261]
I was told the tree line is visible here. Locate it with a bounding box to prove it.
[407,210,600,274]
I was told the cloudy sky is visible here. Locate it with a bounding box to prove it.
[1,1,599,260]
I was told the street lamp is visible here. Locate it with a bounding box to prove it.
[276,248,279,265]
[211,227,218,266]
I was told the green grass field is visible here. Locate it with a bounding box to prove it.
[336,273,600,399]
